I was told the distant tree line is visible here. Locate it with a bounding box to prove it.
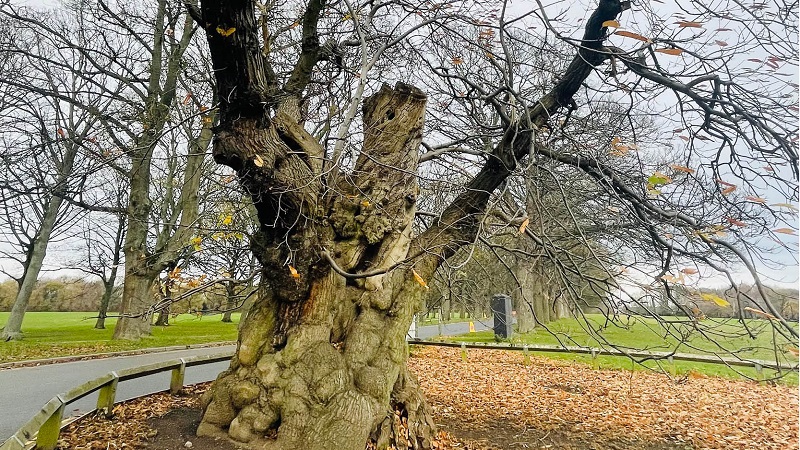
[626,284,799,321]
[0,276,254,317]
[0,278,113,312]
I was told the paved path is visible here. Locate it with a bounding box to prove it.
[0,320,492,441]
[416,318,493,339]
[0,346,235,441]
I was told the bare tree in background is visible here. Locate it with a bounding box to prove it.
[0,0,216,339]
[0,31,105,339]
[186,181,260,323]
[73,184,127,329]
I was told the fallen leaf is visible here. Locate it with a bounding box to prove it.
[716,179,736,187]
[699,292,730,307]
[648,171,673,186]
[725,217,747,227]
[614,30,650,42]
[744,306,777,320]
[669,164,695,174]
[655,48,683,56]
[519,218,530,234]
[771,202,799,211]
[215,26,236,37]
[412,269,429,289]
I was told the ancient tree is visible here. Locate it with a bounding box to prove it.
[175,0,800,448]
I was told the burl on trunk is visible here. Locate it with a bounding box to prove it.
[196,82,436,449]
[191,0,627,445]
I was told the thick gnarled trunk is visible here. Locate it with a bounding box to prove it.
[197,83,434,449]
[193,0,625,446]
[114,269,156,340]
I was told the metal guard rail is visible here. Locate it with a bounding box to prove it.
[2,340,796,450]
[408,339,798,371]
[1,352,233,450]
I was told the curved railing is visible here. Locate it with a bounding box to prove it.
[409,339,797,371]
[1,340,796,450]
[0,352,233,450]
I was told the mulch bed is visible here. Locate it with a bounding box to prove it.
[55,347,798,449]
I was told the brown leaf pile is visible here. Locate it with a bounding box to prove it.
[56,384,207,450]
[55,349,797,449]
[411,347,798,450]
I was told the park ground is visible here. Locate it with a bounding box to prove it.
[443,314,799,383]
[1,312,797,384]
[0,312,240,364]
[4,312,796,448]
[57,346,798,450]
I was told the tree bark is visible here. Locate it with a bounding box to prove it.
[155,278,171,326]
[95,218,123,329]
[192,0,627,446]
[114,270,156,340]
[114,153,158,339]
[1,156,74,340]
[113,6,207,339]
[222,281,236,323]
[514,282,537,334]
[94,280,115,329]
[1,227,53,340]
[155,307,170,326]
[196,80,433,449]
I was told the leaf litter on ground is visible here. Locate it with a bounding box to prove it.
[55,347,798,449]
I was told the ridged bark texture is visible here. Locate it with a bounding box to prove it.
[197,84,435,450]
[194,0,626,446]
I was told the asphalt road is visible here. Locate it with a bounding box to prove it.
[0,319,493,442]
[0,346,235,442]
[415,318,493,339]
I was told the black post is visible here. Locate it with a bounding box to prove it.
[491,294,513,339]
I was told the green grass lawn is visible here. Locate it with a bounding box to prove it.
[0,312,240,363]
[2,311,797,385]
[445,314,799,384]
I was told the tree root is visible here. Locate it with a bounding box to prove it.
[371,368,436,450]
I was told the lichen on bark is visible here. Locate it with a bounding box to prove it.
[195,81,434,450]
[192,0,628,446]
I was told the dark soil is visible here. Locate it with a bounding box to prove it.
[439,418,692,449]
[141,402,688,450]
[146,407,242,450]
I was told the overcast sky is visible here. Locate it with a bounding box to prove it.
[1,0,797,292]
